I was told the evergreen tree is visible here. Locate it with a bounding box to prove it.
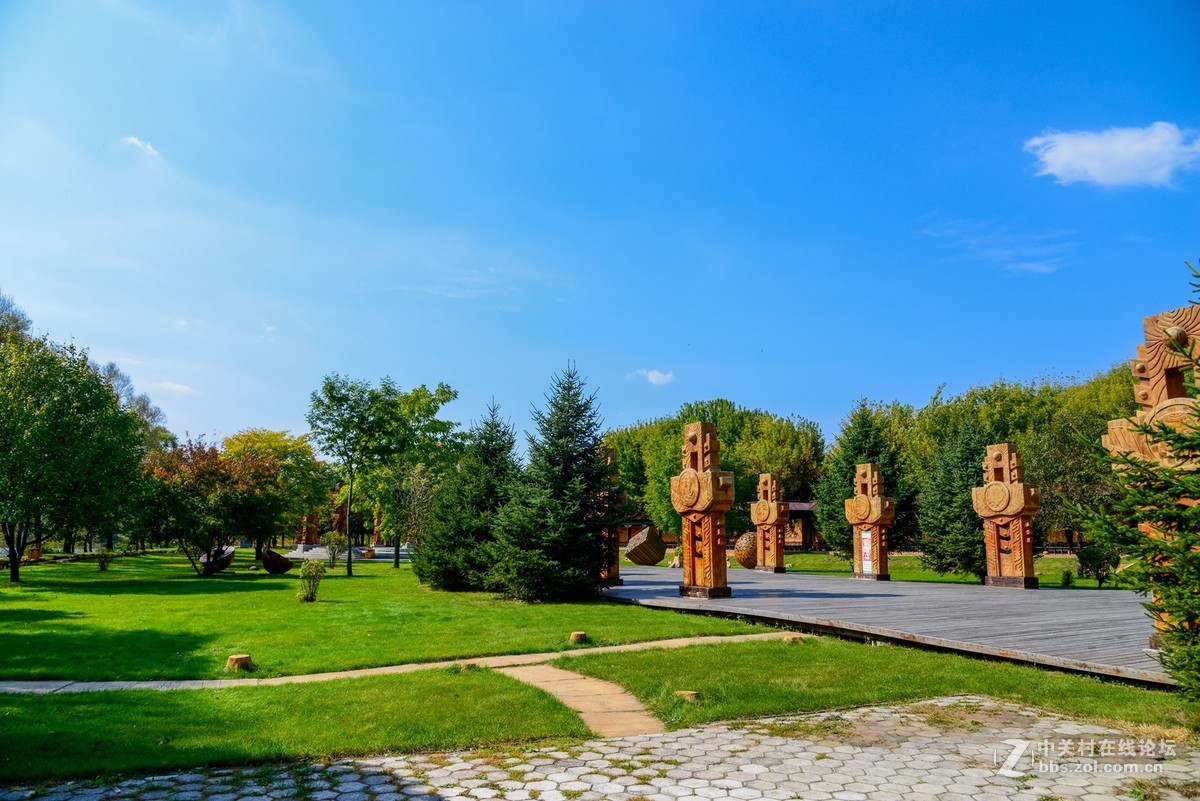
[487,365,626,601]
[814,400,912,556]
[412,403,517,590]
[918,418,990,582]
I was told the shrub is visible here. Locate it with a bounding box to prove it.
[298,559,325,602]
[1060,570,1074,587]
[325,531,347,567]
[97,550,114,572]
[1076,544,1121,589]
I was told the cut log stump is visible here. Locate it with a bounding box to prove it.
[225,654,254,672]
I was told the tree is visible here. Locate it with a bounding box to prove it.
[814,399,914,557]
[306,375,457,576]
[413,403,518,590]
[99,362,176,453]
[223,429,332,558]
[917,418,990,582]
[488,366,627,601]
[0,337,142,582]
[144,439,285,575]
[0,289,30,344]
[738,414,825,500]
[1076,543,1121,588]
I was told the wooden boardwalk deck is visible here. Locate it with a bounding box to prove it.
[604,567,1171,687]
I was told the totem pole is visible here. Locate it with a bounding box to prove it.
[843,463,893,581]
[971,444,1040,589]
[1103,306,1200,646]
[671,422,736,598]
[750,473,788,573]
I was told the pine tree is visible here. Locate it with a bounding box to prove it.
[411,403,517,590]
[918,418,990,581]
[487,365,626,601]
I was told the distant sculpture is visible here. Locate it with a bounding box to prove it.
[671,422,735,598]
[750,473,788,573]
[296,514,320,546]
[261,548,295,575]
[626,525,667,566]
[971,444,1040,589]
[843,463,893,581]
[732,532,757,569]
[1103,306,1200,644]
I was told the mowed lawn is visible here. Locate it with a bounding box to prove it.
[0,667,590,784]
[557,638,1200,735]
[0,553,764,681]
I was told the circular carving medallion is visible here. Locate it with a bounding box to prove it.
[851,495,870,519]
[984,482,1010,512]
[676,469,701,507]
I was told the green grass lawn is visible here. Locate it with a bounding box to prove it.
[557,638,1199,734]
[0,553,763,681]
[0,667,590,785]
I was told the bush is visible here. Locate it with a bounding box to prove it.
[1077,544,1121,589]
[1060,570,1074,587]
[97,550,114,572]
[325,531,347,567]
[298,559,325,602]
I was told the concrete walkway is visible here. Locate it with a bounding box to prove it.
[0,631,794,696]
[497,664,666,737]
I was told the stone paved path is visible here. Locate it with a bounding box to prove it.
[5,695,1195,801]
[0,633,793,695]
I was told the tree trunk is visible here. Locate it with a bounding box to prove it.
[393,535,400,569]
[346,471,354,577]
[106,531,114,551]
[254,540,264,561]
[4,525,22,584]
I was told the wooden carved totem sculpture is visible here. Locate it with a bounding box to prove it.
[750,473,788,573]
[671,422,736,598]
[1102,305,1200,645]
[296,513,320,546]
[843,463,893,581]
[971,444,1040,589]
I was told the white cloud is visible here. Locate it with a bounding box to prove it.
[122,135,160,157]
[922,217,1074,274]
[1024,122,1200,187]
[629,368,674,386]
[153,380,197,395]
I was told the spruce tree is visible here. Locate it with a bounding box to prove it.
[411,403,517,590]
[918,418,990,581]
[487,365,626,601]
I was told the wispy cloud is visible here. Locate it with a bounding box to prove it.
[1024,122,1200,187]
[153,380,197,395]
[122,135,160,157]
[922,217,1075,274]
[628,368,674,386]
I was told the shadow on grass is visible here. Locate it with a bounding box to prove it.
[0,607,85,624]
[20,573,296,597]
[0,628,215,681]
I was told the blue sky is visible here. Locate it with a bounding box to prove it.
[1,1,1198,451]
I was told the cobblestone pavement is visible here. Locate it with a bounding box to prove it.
[4,696,1196,801]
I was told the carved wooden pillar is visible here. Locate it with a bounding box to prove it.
[750,473,788,573]
[843,463,894,581]
[972,443,1040,589]
[372,504,384,546]
[671,422,736,598]
[1103,307,1200,645]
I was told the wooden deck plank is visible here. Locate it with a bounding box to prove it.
[604,567,1171,686]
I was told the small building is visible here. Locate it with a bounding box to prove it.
[784,501,821,550]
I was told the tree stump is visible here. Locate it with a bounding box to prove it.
[569,631,587,644]
[225,654,254,672]
[675,690,700,702]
